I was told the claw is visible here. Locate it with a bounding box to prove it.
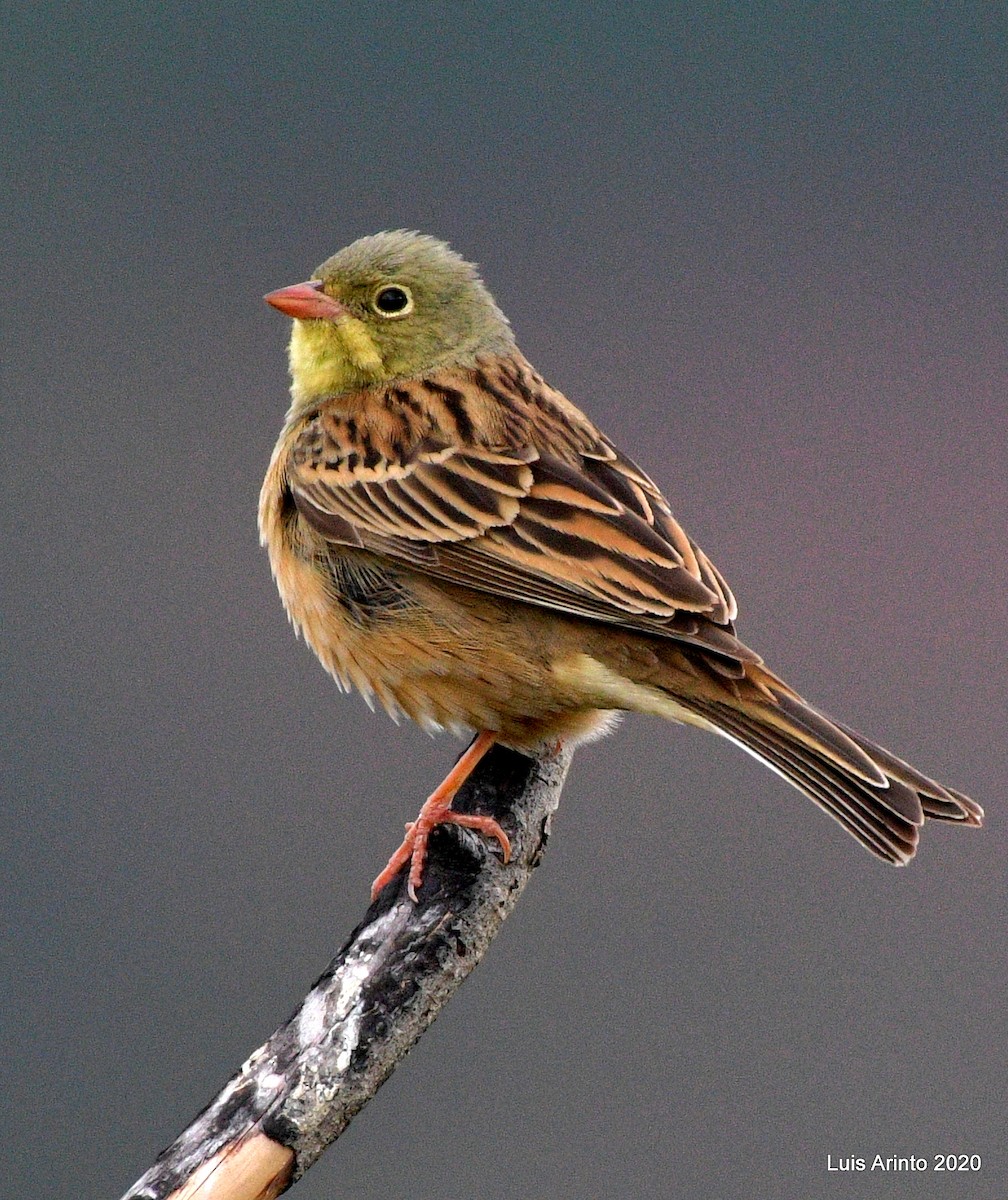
[370,732,505,901]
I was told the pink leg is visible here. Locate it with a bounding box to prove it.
[370,732,511,902]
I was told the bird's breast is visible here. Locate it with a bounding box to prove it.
[259,427,623,744]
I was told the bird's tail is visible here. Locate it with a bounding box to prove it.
[679,664,983,864]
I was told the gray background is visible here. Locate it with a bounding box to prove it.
[4,6,1005,1198]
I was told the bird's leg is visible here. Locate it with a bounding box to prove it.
[370,731,511,902]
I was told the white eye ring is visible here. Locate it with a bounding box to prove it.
[371,284,414,318]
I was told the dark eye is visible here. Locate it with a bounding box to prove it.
[372,285,413,316]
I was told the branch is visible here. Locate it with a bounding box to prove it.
[119,741,573,1200]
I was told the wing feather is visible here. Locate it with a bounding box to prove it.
[287,358,747,656]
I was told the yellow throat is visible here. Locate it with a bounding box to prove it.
[288,315,384,410]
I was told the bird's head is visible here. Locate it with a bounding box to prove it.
[265,231,515,410]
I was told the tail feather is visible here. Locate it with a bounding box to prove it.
[772,691,888,787]
[833,718,984,826]
[690,697,920,863]
[680,675,982,865]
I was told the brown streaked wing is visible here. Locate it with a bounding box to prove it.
[583,442,737,623]
[288,366,746,652]
[294,444,529,543]
[385,530,761,662]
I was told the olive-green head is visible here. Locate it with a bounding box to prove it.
[265,230,515,409]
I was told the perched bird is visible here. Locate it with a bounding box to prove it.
[260,231,982,900]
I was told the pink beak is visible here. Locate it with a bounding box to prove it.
[263,280,349,321]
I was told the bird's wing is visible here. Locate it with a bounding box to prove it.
[287,365,756,663]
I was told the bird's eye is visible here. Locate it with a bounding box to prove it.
[372,285,413,317]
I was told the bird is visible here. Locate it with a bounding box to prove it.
[259,230,982,901]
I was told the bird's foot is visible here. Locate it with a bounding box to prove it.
[369,732,510,902]
[370,803,511,902]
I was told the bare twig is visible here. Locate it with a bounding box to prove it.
[119,741,573,1200]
